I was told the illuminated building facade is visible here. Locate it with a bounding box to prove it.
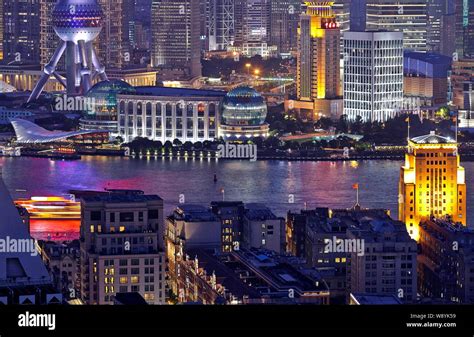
[219,86,269,141]
[208,0,235,51]
[269,0,302,55]
[343,31,404,122]
[451,59,474,110]
[455,0,474,59]
[233,0,276,58]
[2,0,40,63]
[97,0,134,69]
[366,0,428,52]
[399,132,466,241]
[80,191,166,304]
[116,87,225,143]
[151,0,202,79]
[294,1,342,120]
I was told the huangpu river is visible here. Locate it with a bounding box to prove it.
[1,156,474,239]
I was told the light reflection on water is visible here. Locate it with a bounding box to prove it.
[1,156,473,238]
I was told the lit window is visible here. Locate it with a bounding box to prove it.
[119,277,128,284]
[131,276,139,284]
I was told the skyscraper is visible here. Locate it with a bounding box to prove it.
[269,0,302,55]
[208,0,235,51]
[399,132,467,241]
[234,0,275,57]
[343,31,404,122]
[97,0,134,69]
[293,1,342,120]
[40,0,60,68]
[151,0,202,78]
[366,0,428,52]
[455,0,474,59]
[3,0,41,63]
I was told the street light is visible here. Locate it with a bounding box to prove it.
[245,63,251,75]
[254,69,260,77]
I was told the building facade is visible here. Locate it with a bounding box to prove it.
[399,132,467,241]
[347,219,418,303]
[269,0,302,55]
[418,218,474,303]
[343,31,404,122]
[151,0,202,79]
[294,1,342,120]
[366,0,428,52]
[2,0,41,64]
[117,87,226,143]
[80,191,167,304]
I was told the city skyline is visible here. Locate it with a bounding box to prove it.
[0,3,473,333]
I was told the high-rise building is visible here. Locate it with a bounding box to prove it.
[269,0,302,55]
[343,31,404,122]
[427,0,446,52]
[440,14,456,57]
[151,0,202,79]
[234,0,275,57]
[80,190,167,304]
[454,0,474,59]
[418,218,474,303]
[366,0,428,52]
[347,217,418,303]
[208,0,235,51]
[97,0,134,69]
[0,0,3,60]
[293,1,342,120]
[399,132,467,241]
[3,0,41,64]
[40,0,60,68]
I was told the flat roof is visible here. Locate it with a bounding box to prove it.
[129,86,227,98]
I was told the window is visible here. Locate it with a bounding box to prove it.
[148,210,159,219]
[131,276,139,284]
[119,277,128,284]
[90,211,101,221]
[120,212,134,222]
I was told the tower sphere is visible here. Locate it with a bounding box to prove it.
[52,0,104,43]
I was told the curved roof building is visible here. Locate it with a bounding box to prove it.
[219,86,269,141]
[11,118,107,144]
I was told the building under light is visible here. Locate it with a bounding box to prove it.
[343,31,404,122]
[399,132,466,241]
[366,0,428,52]
[292,1,343,120]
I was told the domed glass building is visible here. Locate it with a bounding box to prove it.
[219,86,269,141]
[80,80,136,135]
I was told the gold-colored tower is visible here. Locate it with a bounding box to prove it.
[399,131,466,241]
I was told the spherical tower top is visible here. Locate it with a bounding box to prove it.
[52,0,104,43]
[221,86,268,126]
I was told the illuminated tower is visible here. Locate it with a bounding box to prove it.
[294,1,342,120]
[399,132,466,241]
[28,0,108,103]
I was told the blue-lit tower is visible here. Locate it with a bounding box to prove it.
[28,0,108,102]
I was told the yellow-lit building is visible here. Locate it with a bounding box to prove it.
[399,132,466,241]
[292,1,342,120]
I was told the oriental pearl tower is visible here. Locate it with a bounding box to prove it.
[28,0,108,102]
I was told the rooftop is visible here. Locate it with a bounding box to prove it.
[244,203,279,221]
[81,191,162,203]
[410,131,456,145]
[127,86,227,98]
[172,204,218,222]
[350,293,402,305]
